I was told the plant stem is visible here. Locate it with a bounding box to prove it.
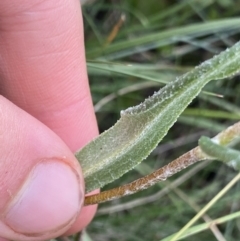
[84,121,240,206]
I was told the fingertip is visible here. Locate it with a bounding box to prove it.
[4,161,83,235]
[0,97,84,240]
[64,190,99,236]
[0,237,9,241]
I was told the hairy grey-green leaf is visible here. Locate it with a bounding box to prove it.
[76,41,240,193]
[199,136,240,171]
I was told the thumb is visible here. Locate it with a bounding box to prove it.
[0,96,84,241]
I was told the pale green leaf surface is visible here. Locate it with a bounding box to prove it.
[76,41,240,193]
[199,136,240,170]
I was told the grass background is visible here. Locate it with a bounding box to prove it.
[78,1,240,240]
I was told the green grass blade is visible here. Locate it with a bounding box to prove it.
[183,108,240,119]
[76,41,240,193]
[87,18,240,58]
[161,210,240,241]
[87,61,182,83]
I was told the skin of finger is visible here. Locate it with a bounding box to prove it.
[0,0,99,236]
[0,96,84,241]
[0,237,8,241]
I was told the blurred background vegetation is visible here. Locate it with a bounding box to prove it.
[79,0,240,240]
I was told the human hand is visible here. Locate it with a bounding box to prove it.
[0,0,98,240]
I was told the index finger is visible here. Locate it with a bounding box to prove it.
[0,0,98,234]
